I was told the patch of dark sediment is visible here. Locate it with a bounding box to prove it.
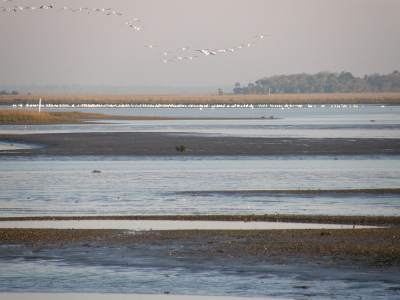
[0,132,399,156]
[1,215,400,226]
[1,227,399,265]
[179,188,400,195]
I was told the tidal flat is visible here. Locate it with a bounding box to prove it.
[1,105,399,299]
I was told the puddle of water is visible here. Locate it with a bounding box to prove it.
[0,220,378,230]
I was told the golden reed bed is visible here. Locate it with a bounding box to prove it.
[1,93,400,105]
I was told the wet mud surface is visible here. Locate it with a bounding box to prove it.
[1,214,400,226]
[1,227,399,267]
[1,132,399,156]
[1,215,400,267]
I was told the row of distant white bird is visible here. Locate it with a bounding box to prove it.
[1,5,124,15]
[1,4,146,31]
[12,103,366,109]
[2,5,54,11]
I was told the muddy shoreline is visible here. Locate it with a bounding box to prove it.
[1,215,399,266]
[1,227,399,266]
[1,132,399,156]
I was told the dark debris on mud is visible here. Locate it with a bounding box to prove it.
[0,227,399,266]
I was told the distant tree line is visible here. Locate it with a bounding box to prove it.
[0,90,19,95]
[233,71,400,94]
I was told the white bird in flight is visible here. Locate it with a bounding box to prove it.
[107,11,122,15]
[2,7,16,12]
[255,34,270,38]
[241,42,256,47]
[196,49,210,55]
[73,7,88,12]
[132,26,144,31]
[93,8,112,12]
[58,7,72,12]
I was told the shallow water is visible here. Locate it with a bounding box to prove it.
[1,105,400,138]
[0,220,378,230]
[0,242,399,299]
[1,157,399,217]
[0,294,280,300]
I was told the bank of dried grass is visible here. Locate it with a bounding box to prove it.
[0,110,111,123]
[1,93,400,105]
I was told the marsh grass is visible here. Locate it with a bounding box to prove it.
[0,110,183,123]
[0,110,107,123]
[1,93,400,105]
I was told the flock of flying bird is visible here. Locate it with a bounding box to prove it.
[2,0,270,63]
[146,34,270,63]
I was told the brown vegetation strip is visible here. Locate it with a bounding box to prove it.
[180,188,400,195]
[1,93,400,105]
[0,109,271,124]
[1,214,400,226]
[1,227,399,265]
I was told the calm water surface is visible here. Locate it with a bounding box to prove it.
[1,157,399,217]
[1,105,400,138]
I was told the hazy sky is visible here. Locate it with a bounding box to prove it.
[1,0,399,88]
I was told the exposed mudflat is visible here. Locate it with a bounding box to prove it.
[1,226,399,267]
[0,132,399,156]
